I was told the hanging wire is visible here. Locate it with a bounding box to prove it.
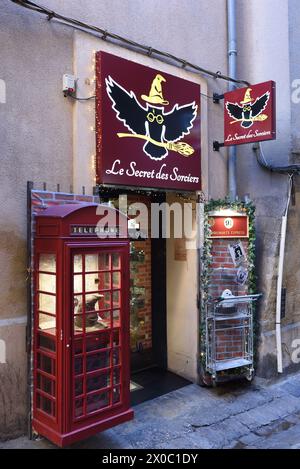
[10,0,250,87]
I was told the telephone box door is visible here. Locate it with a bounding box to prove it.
[66,243,130,433]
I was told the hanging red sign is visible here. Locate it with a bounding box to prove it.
[208,215,249,238]
[95,52,201,191]
[224,80,276,146]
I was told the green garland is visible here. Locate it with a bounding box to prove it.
[200,198,257,375]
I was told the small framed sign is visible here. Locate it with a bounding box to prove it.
[224,80,276,146]
[208,215,249,239]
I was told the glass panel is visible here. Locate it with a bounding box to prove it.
[113,367,120,385]
[38,334,56,352]
[113,348,120,366]
[86,334,110,352]
[112,330,120,347]
[112,271,121,289]
[112,387,121,404]
[87,392,109,413]
[113,290,121,308]
[37,374,55,397]
[99,291,111,310]
[74,339,83,355]
[97,272,111,290]
[73,275,83,294]
[112,253,120,270]
[96,310,111,329]
[73,255,82,273]
[74,315,84,334]
[74,357,83,375]
[37,394,54,415]
[85,272,110,292]
[38,313,56,333]
[87,370,110,393]
[113,309,120,327]
[87,351,110,372]
[37,354,55,375]
[85,273,101,293]
[85,254,98,272]
[39,273,56,293]
[39,254,56,273]
[73,295,83,314]
[85,293,104,312]
[39,293,55,314]
[74,398,84,417]
[75,377,83,397]
[99,253,110,271]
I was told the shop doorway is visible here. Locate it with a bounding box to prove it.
[129,193,191,405]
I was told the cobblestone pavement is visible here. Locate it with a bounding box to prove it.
[2,372,300,449]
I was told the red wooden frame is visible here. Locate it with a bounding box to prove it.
[33,204,133,447]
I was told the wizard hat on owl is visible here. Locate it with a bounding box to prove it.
[141,74,169,105]
[240,87,254,104]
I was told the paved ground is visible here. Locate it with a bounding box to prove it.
[2,372,300,449]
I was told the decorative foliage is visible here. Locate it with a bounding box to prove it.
[199,198,257,374]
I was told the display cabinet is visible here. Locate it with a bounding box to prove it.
[33,203,133,447]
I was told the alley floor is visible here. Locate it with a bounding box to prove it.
[2,372,300,449]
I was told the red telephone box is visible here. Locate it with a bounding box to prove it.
[32,203,133,447]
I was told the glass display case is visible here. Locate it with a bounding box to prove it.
[33,203,133,447]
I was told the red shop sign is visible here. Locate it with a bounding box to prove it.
[224,80,276,146]
[208,215,249,238]
[95,52,201,191]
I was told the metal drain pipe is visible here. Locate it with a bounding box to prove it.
[227,0,238,200]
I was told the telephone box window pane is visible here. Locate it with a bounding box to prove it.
[39,254,56,273]
[85,254,98,272]
[113,368,120,385]
[113,331,120,347]
[73,255,83,273]
[37,394,53,415]
[75,378,83,397]
[37,375,55,397]
[98,291,111,310]
[85,313,100,331]
[113,290,121,308]
[39,293,56,314]
[113,348,120,366]
[112,253,121,270]
[98,253,110,271]
[85,274,101,293]
[73,275,83,294]
[86,334,110,352]
[74,357,83,375]
[74,315,84,334]
[113,309,120,327]
[87,392,109,414]
[97,310,111,329]
[85,293,103,312]
[87,351,110,372]
[75,398,84,417]
[87,370,110,393]
[38,313,56,333]
[73,295,83,314]
[112,272,121,289]
[86,272,111,291]
[39,273,56,294]
[112,387,121,404]
[38,334,56,352]
[100,272,111,290]
[37,354,55,375]
[74,339,83,355]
